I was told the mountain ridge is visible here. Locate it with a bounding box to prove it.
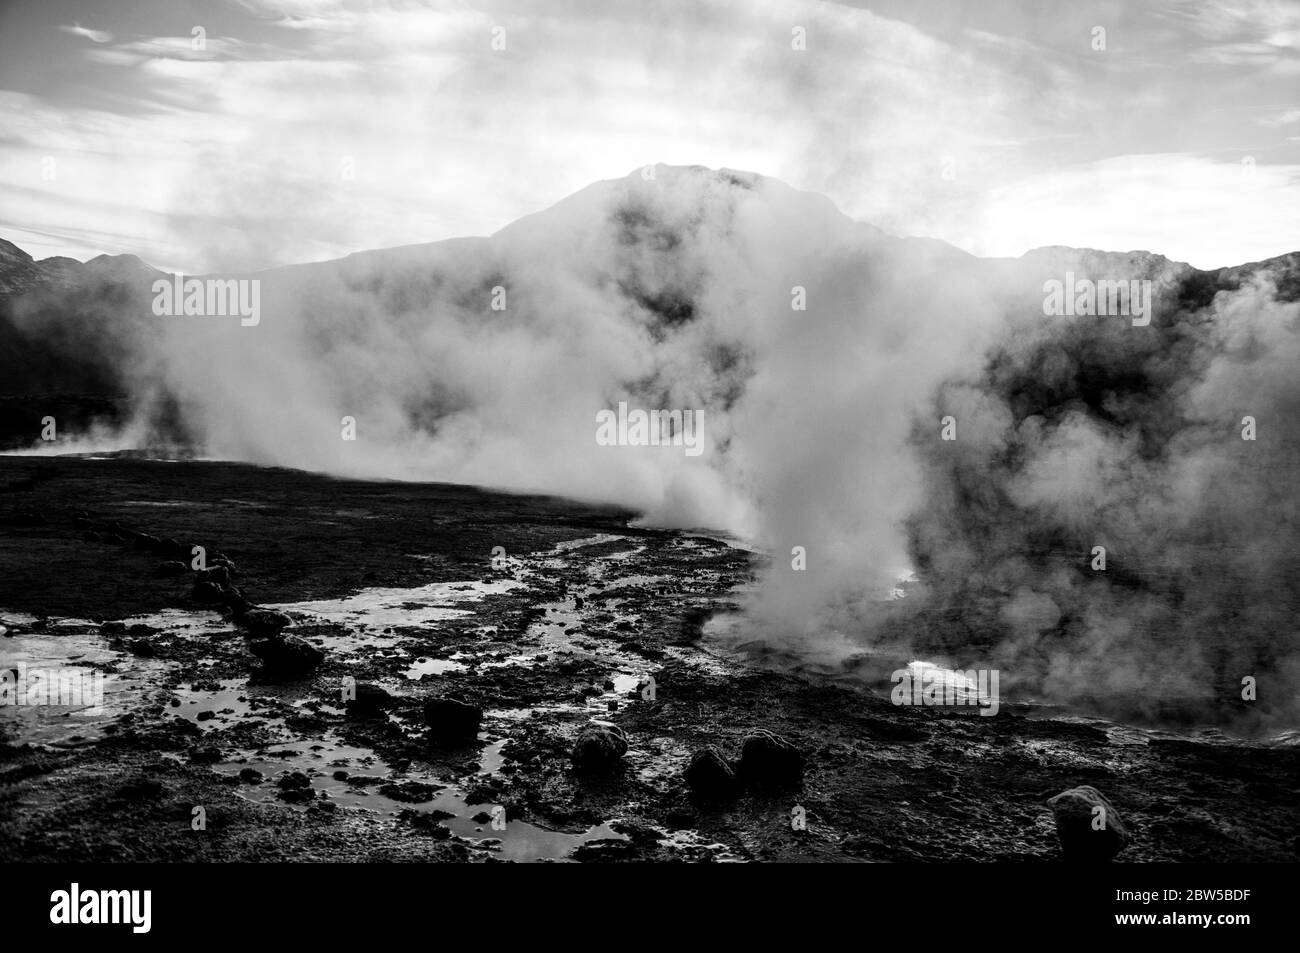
[3,164,1297,283]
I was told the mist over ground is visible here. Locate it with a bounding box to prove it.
[3,165,1297,724]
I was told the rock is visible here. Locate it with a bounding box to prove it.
[129,639,158,658]
[221,586,249,616]
[378,780,443,803]
[210,555,238,576]
[238,768,263,784]
[155,560,188,577]
[684,746,741,801]
[99,621,128,635]
[570,723,629,770]
[243,609,292,638]
[248,634,324,677]
[1047,785,1130,861]
[736,730,804,792]
[402,809,455,838]
[346,682,394,716]
[196,566,230,588]
[609,820,664,847]
[277,771,311,790]
[190,580,225,604]
[423,697,482,745]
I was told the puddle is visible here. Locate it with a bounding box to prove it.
[297,627,398,654]
[120,608,236,639]
[168,678,257,729]
[266,579,518,629]
[220,729,626,862]
[0,619,171,746]
[404,656,468,679]
[552,534,627,553]
[0,613,42,629]
[2,526,750,858]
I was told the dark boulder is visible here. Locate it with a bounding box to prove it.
[736,730,804,792]
[683,745,741,801]
[196,565,230,589]
[276,771,314,803]
[346,682,395,716]
[243,609,291,638]
[277,771,311,790]
[423,697,483,745]
[378,780,443,803]
[190,580,225,604]
[570,723,629,771]
[1047,785,1130,861]
[155,560,188,577]
[221,586,249,616]
[248,634,324,677]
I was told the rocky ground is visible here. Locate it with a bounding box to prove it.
[1,455,1297,862]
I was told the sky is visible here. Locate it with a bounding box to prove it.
[0,0,1297,272]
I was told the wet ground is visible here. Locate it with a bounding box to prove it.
[1,456,1297,862]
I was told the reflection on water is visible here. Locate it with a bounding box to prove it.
[266,579,519,629]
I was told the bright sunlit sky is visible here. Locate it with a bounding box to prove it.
[0,0,1297,272]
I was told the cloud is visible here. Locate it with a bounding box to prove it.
[4,0,1298,273]
[969,152,1300,270]
[59,22,114,44]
